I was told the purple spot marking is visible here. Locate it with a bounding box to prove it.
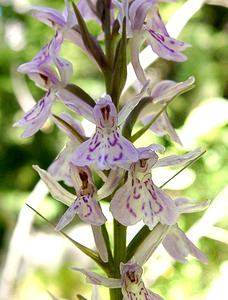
[84,204,92,218]
[113,152,123,161]
[86,154,93,161]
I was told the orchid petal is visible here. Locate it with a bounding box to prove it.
[13,92,55,138]
[163,225,208,263]
[31,6,66,28]
[154,148,202,168]
[77,0,100,23]
[110,180,143,226]
[55,194,106,231]
[57,89,95,123]
[118,80,149,125]
[146,28,190,62]
[145,6,190,62]
[130,33,147,84]
[98,168,125,199]
[33,165,75,206]
[91,225,108,263]
[175,198,210,214]
[142,112,182,144]
[152,76,195,103]
[142,184,178,229]
[72,268,121,288]
[48,142,76,186]
[134,223,170,265]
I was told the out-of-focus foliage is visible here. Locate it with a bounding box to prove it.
[0,1,227,300]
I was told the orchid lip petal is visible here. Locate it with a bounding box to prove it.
[55,194,106,231]
[72,96,138,170]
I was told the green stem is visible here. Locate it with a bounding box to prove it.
[110,220,126,299]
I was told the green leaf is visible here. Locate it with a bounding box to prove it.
[110,17,127,106]
[72,1,108,72]
[65,84,95,107]
[52,114,85,143]
[122,96,151,139]
[26,204,106,267]
[126,225,150,260]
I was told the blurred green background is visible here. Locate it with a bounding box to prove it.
[0,0,228,299]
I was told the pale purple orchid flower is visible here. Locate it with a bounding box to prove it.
[70,95,139,170]
[73,260,163,300]
[110,146,202,229]
[14,33,73,138]
[110,144,179,229]
[140,76,195,145]
[33,164,106,231]
[114,0,190,83]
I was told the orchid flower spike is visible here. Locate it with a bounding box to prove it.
[33,164,106,231]
[73,260,163,299]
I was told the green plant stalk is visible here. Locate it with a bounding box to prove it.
[109,220,126,300]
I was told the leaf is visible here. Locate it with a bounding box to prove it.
[52,114,85,143]
[65,84,95,107]
[26,204,106,267]
[110,17,127,105]
[72,1,108,72]
[122,97,151,139]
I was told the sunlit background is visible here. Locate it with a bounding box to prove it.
[0,0,228,299]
